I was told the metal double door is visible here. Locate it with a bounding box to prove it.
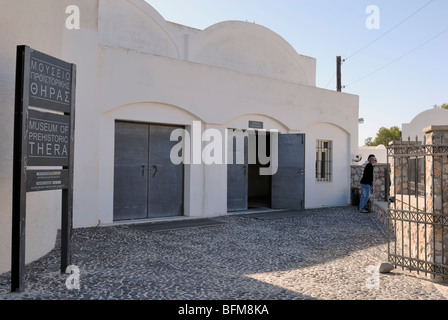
[113,121,183,220]
[227,133,305,211]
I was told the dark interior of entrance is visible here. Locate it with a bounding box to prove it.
[248,132,272,208]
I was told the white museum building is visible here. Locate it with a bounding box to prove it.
[402,108,448,142]
[0,0,359,274]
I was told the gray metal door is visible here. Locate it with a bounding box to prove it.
[113,122,183,220]
[271,133,305,210]
[227,132,248,211]
[148,125,183,218]
[114,122,149,220]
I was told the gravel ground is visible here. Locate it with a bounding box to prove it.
[1,206,448,301]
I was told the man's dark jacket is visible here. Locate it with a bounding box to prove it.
[360,163,373,186]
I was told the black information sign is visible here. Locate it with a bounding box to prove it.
[27,109,70,166]
[11,46,76,292]
[249,120,264,129]
[26,169,69,192]
[29,49,73,113]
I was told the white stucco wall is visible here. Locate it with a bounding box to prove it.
[92,45,357,225]
[402,108,448,143]
[0,0,359,274]
[304,123,352,208]
[98,0,316,86]
[0,0,77,275]
[358,145,387,164]
[188,21,316,86]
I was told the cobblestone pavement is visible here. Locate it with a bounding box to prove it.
[1,206,448,300]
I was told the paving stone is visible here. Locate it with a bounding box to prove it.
[0,206,447,300]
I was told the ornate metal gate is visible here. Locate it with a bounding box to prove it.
[387,135,448,279]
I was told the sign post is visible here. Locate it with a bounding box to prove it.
[11,46,76,292]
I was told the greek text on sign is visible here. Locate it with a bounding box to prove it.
[29,49,73,113]
[27,109,70,166]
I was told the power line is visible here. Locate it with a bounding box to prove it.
[324,72,336,89]
[345,26,448,87]
[328,0,436,91]
[345,0,435,61]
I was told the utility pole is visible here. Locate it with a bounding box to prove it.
[336,56,342,92]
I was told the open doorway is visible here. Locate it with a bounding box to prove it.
[227,129,305,212]
[248,131,272,208]
[227,129,272,211]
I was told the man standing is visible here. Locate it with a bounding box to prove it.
[359,154,377,213]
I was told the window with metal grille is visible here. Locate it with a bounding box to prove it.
[316,140,332,181]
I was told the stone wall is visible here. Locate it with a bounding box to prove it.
[388,141,424,197]
[390,198,434,265]
[424,126,448,215]
[351,163,388,204]
[424,126,448,268]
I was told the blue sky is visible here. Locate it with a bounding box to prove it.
[145,0,448,145]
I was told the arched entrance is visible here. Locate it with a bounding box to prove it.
[113,121,184,220]
[225,116,305,212]
[102,102,201,222]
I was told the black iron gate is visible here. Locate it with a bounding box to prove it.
[387,137,448,279]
